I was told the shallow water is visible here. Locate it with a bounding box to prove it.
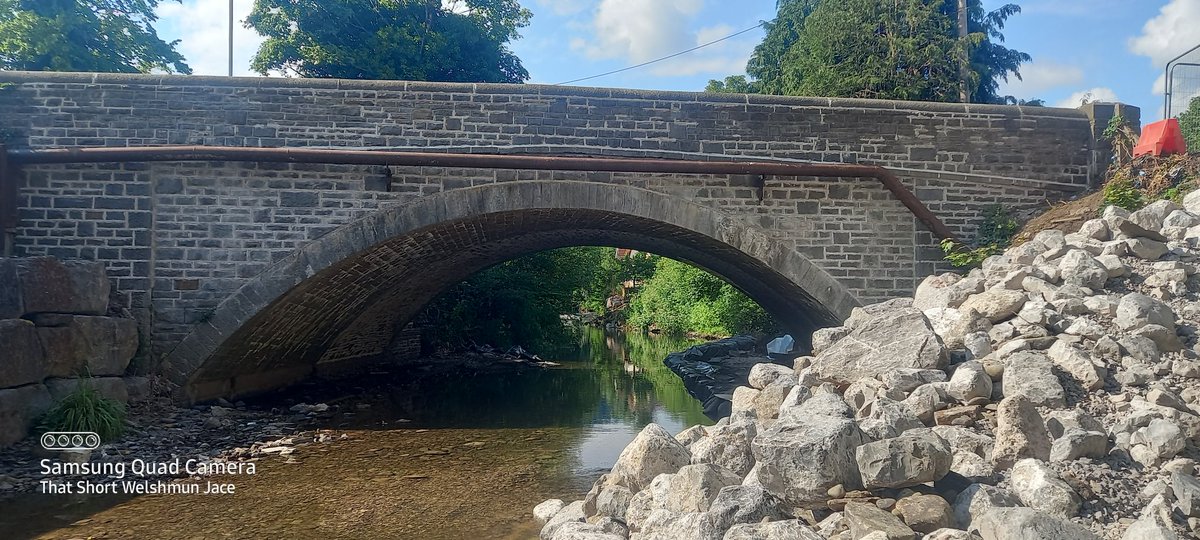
[3,328,710,539]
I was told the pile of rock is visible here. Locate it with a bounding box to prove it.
[532,193,1200,539]
[0,256,145,447]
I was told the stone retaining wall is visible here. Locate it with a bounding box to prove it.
[0,256,141,446]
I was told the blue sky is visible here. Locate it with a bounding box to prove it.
[155,0,1200,122]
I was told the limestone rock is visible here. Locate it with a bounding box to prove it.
[809,307,948,387]
[856,429,952,489]
[0,319,47,388]
[36,315,138,377]
[1000,351,1066,408]
[952,484,1023,530]
[1115,293,1176,332]
[959,289,1027,323]
[844,501,916,540]
[1046,339,1104,391]
[534,499,566,523]
[812,326,851,355]
[748,363,795,390]
[1126,238,1170,260]
[0,257,110,318]
[0,383,52,447]
[707,485,793,531]
[541,500,586,539]
[1130,418,1185,467]
[933,426,994,478]
[676,425,708,446]
[974,507,1099,540]
[993,396,1051,468]
[731,386,760,415]
[609,423,691,492]
[893,493,953,534]
[1008,459,1081,518]
[1173,472,1200,517]
[879,368,947,394]
[752,414,866,507]
[723,520,821,540]
[1057,250,1108,289]
[947,361,992,403]
[1121,515,1179,540]
[857,397,925,440]
[691,418,757,479]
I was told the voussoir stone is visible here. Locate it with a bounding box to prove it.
[809,307,947,387]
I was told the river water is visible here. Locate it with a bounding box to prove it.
[6,328,709,539]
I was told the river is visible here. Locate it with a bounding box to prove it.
[3,327,710,539]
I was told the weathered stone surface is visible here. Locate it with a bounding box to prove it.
[0,257,109,317]
[1000,352,1065,408]
[37,315,138,377]
[914,273,967,310]
[751,383,793,420]
[958,289,1027,323]
[723,520,821,540]
[541,500,586,539]
[992,396,1051,468]
[748,363,795,390]
[637,509,724,540]
[1115,293,1176,332]
[0,319,46,388]
[856,429,952,489]
[933,426,994,478]
[1057,250,1108,289]
[1126,238,1170,260]
[731,386,760,416]
[608,423,691,492]
[810,307,947,387]
[44,377,128,404]
[0,383,52,447]
[844,501,916,540]
[662,464,742,514]
[1129,418,1185,466]
[953,484,1023,530]
[924,529,981,540]
[880,368,949,395]
[857,397,925,440]
[1174,472,1200,517]
[1120,515,1179,540]
[707,485,792,532]
[676,425,708,446]
[534,499,566,523]
[752,414,865,507]
[691,417,757,478]
[1046,339,1104,391]
[947,361,992,403]
[974,507,1099,540]
[894,494,953,534]
[1008,459,1081,518]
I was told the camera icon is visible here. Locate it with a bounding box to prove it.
[40,431,101,451]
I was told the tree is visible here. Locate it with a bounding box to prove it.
[719,0,1030,104]
[246,0,530,82]
[1180,96,1200,152]
[704,75,760,94]
[0,0,190,73]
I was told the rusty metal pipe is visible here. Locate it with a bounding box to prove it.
[5,145,958,241]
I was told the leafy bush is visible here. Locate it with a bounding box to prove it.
[941,204,1018,268]
[1103,114,1138,164]
[38,382,126,442]
[625,258,774,337]
[1102,177,1145,211]
[1179,96,1200,152]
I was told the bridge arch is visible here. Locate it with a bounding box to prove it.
[162,180,859,403]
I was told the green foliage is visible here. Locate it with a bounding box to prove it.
[1103,114,1139,164]
[704,75,760,94]
[419,247,604,352]
[1161,181,1195,204]
[941,204,1017,268]
[1102,177,1145,211]
[246,0,530,82]
[0,0,190,73]
[738,0,1029,103]
[940,239,1001,268]
[38,382,125,442]
[626,258,774,337]
[577,251,657,316]
[1179,96,1200,153]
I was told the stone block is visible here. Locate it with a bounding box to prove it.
[0,257,109,317]
[0,319,47,388]
[0,384,52,447]
[36,316,137,377]
[45,377,129,405]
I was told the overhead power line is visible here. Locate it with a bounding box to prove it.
[554,21,769,86]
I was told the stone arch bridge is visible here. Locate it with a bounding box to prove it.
[0,72,1135,402]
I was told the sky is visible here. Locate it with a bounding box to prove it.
[154,0,1200,122]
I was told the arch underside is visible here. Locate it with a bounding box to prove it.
[166,182,859,402]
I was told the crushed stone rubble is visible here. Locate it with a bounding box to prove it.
[533,193,1200,540]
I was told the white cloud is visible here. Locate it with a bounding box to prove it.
[999,60,1084,97]
[1128,0,1200,69]
[1055,87,1119,108]
[157,0,264,76]
[572,0,754,79]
